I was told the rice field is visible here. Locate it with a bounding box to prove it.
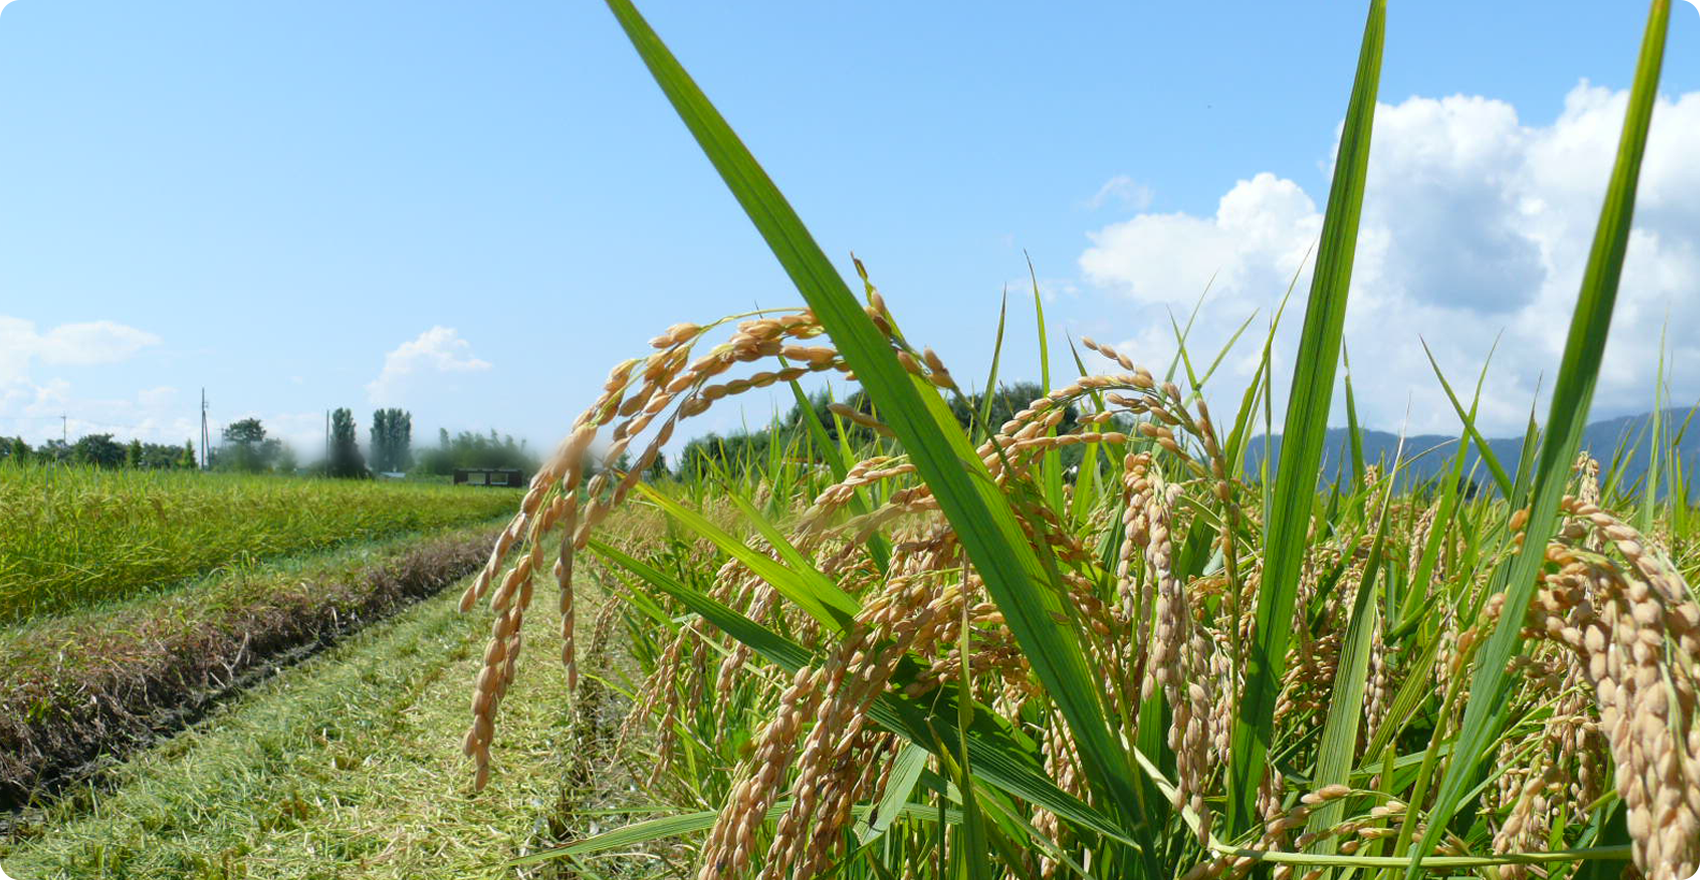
[4,3,1694,880]
[448,3,1700,880]
[0,464,520,622]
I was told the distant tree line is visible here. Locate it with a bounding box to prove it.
[1,406,545,482]
[7,388,1086,485]
[2,434,197,469]
[414,428,537,476]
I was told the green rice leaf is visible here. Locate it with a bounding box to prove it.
[634,482,857,630]
[1343,346,1366,490]
[1419,339,1514,500]
[862,742,930,844]
[1227,0,1384,833]
[600,0,1155,858]
[1404,3,1672,875]
[976,291,1010,441]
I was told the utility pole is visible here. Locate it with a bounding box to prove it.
[60,413,67,444]
[200,389,210,470]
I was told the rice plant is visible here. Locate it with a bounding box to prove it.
[463,2,1698,878]
[0,464,519,621]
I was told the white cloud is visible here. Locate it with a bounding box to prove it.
[366,326,492,405]
[0,379,202,447]
[0,317,161,384]
[1078,82,1700,436]
[1003,274,1081,305]
[0,324,302,456]
[1084,175,1154,211]
[0,317,171,444]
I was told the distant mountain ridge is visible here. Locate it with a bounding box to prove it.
[1243,408,1699,494]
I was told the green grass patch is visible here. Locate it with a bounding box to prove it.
[1,570,584,880]
[0,523,500,809]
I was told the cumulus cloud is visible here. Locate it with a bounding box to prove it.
[0,317,161,384]
[1078,82,1700,436]
[0,378,203,447]
[0,317,170,443]
[366,326,492,404]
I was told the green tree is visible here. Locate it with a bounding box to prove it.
[180,439,197,469]
[371,409,390,471]
[72,434,126,469]
[35,439,71,464]
[327,408,368,479]
[125,438,143,468]
[3,436,27,465]
[224,418,265,445]
[413,428,538,476]
[134,442,182,469]
[218,418,278,473]
[395,411,412,469]
[369,408,413,473]
[275,443,299,475]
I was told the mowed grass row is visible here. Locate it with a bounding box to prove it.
[0,464,521,621]
[0,524,502,808]
[0,562,616,880]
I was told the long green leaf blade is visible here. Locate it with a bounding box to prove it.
[1228,0,1385,833]
[1420,338,1514,500]
[598,5,1154,860]
[1405,2,1672,875]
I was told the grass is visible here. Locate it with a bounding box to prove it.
[450,2,1700,880]
[0,522,501,810]
[0,464,521,621]
[0,560,614,880]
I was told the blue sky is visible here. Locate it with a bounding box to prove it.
[1,1,1697,458]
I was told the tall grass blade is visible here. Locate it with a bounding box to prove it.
[1404,2,1672,874]
[1639,327,1667,531]
[1028,257,1067,510]
[1228,0,1384,832]
[1028,255,1050,394]
[1343,346,1366,488]
[600,0,1155,858]
[1419,338,1514,500]
[975,291,1010,441]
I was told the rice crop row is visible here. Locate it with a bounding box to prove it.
[0,464,520,622]
[458,2,1698,880]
